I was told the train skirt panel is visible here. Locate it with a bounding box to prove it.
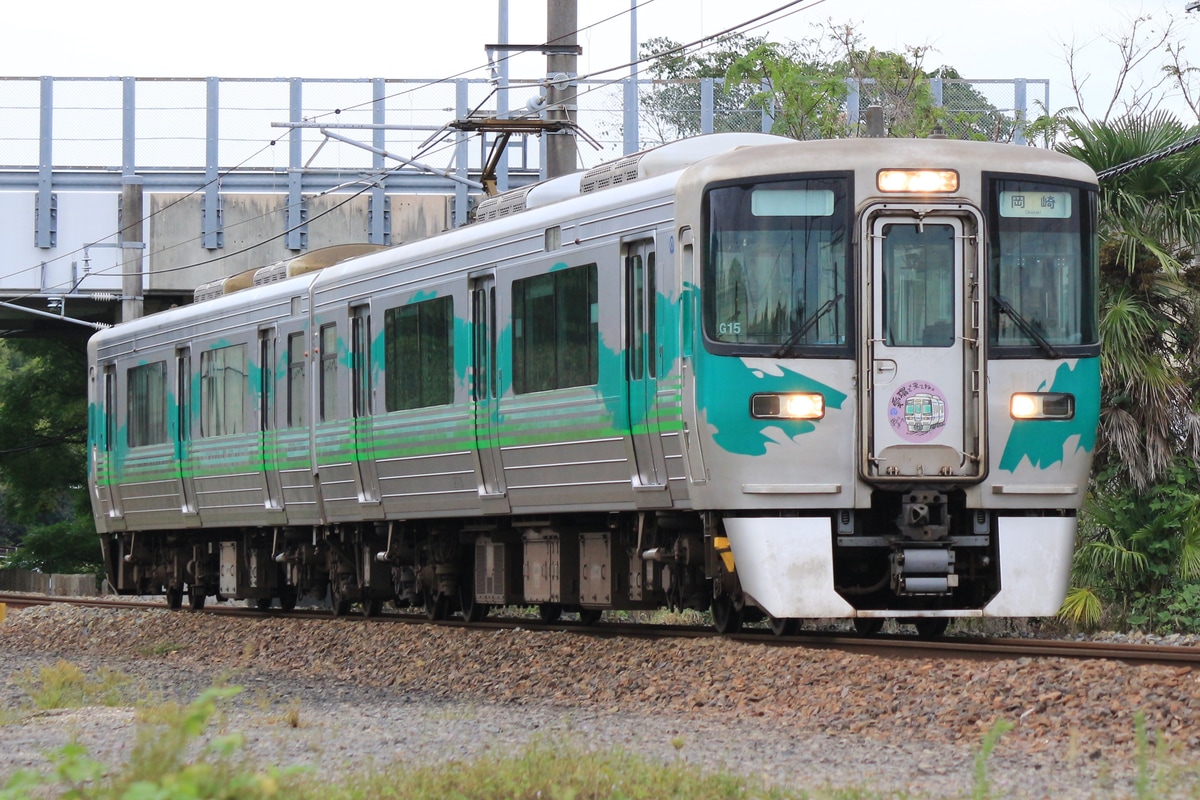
[981,516,1076,618]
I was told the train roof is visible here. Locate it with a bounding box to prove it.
[677,135,1099,190]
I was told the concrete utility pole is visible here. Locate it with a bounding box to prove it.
[119,178,144,322]
[496,0,511,193]
[545,0,578,178]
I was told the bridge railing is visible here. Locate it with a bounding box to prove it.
[0,75,1049,179]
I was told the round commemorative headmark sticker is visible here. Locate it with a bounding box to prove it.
[887,380,948,442]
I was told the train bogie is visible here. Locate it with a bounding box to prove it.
[88,132,1100,634]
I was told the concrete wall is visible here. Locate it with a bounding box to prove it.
[146,192,452,293]
[0,189,451,299]
[0,569,99,596]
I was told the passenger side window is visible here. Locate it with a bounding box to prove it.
[384,296,453,411]
[319,325,337,422]
[200,345,247,437]
[512,264,598,394]
[287,333,306,427]
[127,361,168,447]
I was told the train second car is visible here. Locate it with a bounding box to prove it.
[87,132,1100,634]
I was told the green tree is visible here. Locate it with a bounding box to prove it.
[638,33,767,144]
[0,336,100,573]
[720,21,1014,141]
[5,517,100,574]
[724,38,853,140]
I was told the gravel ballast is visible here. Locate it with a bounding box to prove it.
[3,604,1200,798]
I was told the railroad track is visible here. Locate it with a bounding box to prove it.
[3,591,1197,667]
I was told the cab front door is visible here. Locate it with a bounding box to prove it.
[863,209,984,481]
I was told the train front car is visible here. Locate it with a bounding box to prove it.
[675,138,1100,635]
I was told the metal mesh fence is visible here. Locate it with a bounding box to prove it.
[0,74,1050,176]
[136,80,207,167]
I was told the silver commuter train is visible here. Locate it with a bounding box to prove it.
[87,132,1101,635]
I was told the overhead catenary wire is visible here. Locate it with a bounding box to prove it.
[295,0,665,127]
[1095,131,1200,181]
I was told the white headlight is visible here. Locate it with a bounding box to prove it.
[1010,392,1074,420]
[751,393,825,420]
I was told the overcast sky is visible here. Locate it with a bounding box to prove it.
[4,0,1196,120]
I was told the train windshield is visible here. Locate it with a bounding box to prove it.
[703,177,851,355]
[987,178,1098,352]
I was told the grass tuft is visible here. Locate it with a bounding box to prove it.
[13,660,132,710]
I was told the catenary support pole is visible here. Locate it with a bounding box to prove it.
[545,0,578,178]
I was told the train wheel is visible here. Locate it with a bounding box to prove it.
[578,608,603,626]
[914,618,949,639]
[255,597,273,611]
[362,597,383,618]
[187,586,206,611]
[711,594,743,635]
[424,591,450,621]
[853,618,885,637]
[459,583,489,623]
[768,615,798,637]
[279,587,298,612]
[165,586,183,611]
[537,603,562,623]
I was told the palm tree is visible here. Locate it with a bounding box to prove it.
[1057,111,1200,489]
[1054,112,1200,627]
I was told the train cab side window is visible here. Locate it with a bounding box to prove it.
[319,325,338,422]
[986,178,1099,351]
[287,333,306,427]
[200,344,247,438]
[512,263,598,394]
[127,361,168,448]
[384,296,453,411]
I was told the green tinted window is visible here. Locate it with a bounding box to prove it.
[385,296,454,411]
[512,264,598,394]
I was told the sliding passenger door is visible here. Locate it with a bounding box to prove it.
[175,347,199,520]
[94,364,123,521]
[470,272,509,513]
[277,320,319,523]
[624,238,668,493]
[257,330,285,512]
[351,305,380,505]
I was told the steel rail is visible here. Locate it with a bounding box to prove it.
[3,592,1197,667]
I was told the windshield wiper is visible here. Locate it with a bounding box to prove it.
[992,295,1061,359]
[772,293,844,358]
